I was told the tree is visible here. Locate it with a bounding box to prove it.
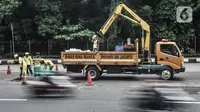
[0,0,21,22]
[0,0,21,41]
[29,0,62,38]
[54,24,94,40]
[152,0,195,54]
[0,0,199,55]
[105,0,123,50]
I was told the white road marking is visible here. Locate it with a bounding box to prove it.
[129,85,144,88]
[0,99,27,101]
[154,88,184,93]
[144,80,163,82]
[152,83,182,87]
[180,85,200,88]
[163,96,196,101]
[165,101,200,104]
[78,87,82,90]
[126,91,154,95]
[131,82,200,88]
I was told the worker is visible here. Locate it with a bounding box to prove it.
[32,52,44,75]
[41,59,55,71]
[92,34,99,52]
[14,54,27,79]
[33,52,43,66]
[23,52,33,75]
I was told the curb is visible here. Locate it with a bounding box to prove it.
[0,59,200,65]
[184,58,200,63]
[0,59,61,65]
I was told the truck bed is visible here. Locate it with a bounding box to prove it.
[61,51,138,65]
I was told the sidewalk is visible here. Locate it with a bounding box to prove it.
[0,57,200,65]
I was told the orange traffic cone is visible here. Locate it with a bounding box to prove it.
[86,72,94,86]
[7,65,11,75]
[56,64,58,71]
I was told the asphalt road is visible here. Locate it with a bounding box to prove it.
[0,63,200,112]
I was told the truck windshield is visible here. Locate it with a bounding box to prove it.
[160,44,180,57]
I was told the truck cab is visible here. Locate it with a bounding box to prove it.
[155,40,185,73]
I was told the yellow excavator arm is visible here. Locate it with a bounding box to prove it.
[98,3,150,52]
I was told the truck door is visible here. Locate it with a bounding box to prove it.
[157,43,182,70]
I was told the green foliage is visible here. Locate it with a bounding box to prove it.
[151,0,196,54]
[0,0,21,18]
[30,0,62,37]
[106,0,121,50]
[35,13,62,37]
[0,0,200,54]
[54,24,94,40]
[137,5,153,23]
[0,0,21,41]
[60,24,83,32]
[28,0,60,13]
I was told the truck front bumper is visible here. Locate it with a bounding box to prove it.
[175,67,185,73]
[181,67,185,72]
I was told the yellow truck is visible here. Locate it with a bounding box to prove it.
[61,3,185,80]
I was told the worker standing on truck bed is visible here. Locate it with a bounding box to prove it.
[92,34,99,52]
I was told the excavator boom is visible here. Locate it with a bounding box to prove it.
[98,3,150,51]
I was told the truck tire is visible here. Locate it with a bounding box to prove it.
[86,67,101,80]
[160,69,174,80]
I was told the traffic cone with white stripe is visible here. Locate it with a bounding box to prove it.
[86,72,94,86]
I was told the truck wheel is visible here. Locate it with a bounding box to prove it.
[86,67,101,80]
[160,69,174,80]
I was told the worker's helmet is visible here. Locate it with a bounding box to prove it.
[25,52,29,55]
[14,54,18,59]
